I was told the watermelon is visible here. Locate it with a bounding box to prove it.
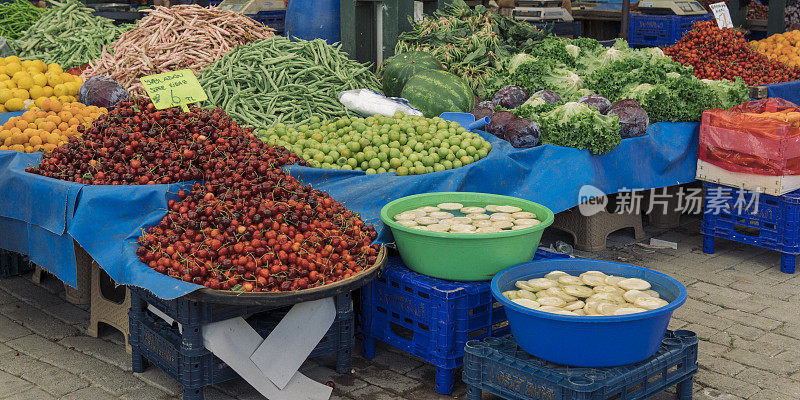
[401,69,476,118]
[381,51,443,97]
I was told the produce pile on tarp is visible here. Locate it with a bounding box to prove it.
[396,0,547,99]
[665,21,800,85]
[12,0,132,70]
[82,5,275,95]
[199,37,380,127]
[25,97,380,292]
[0,0,45,40]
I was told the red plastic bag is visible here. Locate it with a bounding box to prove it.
[699,98,800,176]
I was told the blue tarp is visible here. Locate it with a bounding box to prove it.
[289,119,700,241]
[765,80,800,106]
[0,113,699,299]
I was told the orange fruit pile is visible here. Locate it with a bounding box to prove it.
[0,99,106,153]
[752,30,800,69]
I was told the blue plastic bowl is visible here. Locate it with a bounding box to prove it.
[491,259,687,367]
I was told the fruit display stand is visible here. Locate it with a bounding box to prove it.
[462,330,698,400]
[359,249,569,394]
[131,289,357,400]
[0,249,31,278]
[31,240,92,305]
[551,193,645,252]
[88,261,132,353]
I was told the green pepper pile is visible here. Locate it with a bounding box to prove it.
[0,0,45,40]
[12,0,132,69]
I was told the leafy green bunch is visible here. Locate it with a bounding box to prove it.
[396,0,546,99]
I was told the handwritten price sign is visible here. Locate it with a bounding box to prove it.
[140,69,208,111]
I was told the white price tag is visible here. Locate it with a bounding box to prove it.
[709,2,733,28]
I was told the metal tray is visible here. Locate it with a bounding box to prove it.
[183,245,387,306]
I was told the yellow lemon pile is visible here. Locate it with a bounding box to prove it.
[0,99,107,153]
[0,56,83,113]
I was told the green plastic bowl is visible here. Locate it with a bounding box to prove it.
[380,192,554,281]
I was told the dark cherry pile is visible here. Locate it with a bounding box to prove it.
[27,97,380,292]
[664,21,800,85]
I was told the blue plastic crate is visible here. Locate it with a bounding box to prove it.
[359,249,570,394]
[130,291,354,400]
[462,330,698,400]
[701,182,800,274]
[247,10,285,34]
[628,13,713,47]
[0,249,32,279]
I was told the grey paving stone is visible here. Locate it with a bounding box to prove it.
[42,302,90,328]
[79,365,146,396]
[694,386,745,400]
[366,346,423,374]
[203,387,238,400]
[695,370,760,399]
[0,370,32,398]
[758,304,800,324]
[348,384,406,400]
[2,387,55,400]
[0,277,64,308]
[19,364,89,397]
[673,308,735,331]
[681,323,720,341]
[60,387,116,400]
[714,309,781,331]
[0,303,79,339]
[683,298,723,314]
[133,366,182,397]
[777,323,800,341]
[697,355,745,377]
[0,288,19,306]
[700,294,770,314]
[0,353,50,377]
[36,346,106,375]
[5,334,64,357]
[117,385,173,400]
[722,349,799,375]
[0,315,31,342]
[748,389,800,400]
[727,281,798,301]
[735,368,800,397]
[690,282,750,300]
[722,323,766,341]
[330,374,370,394]
[355,366,424,394]
[58,336,132,371]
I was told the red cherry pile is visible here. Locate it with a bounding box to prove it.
[27,98,305,184]
[27,97,379,292]
[664,21,800,85]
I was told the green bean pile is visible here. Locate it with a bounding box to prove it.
[0,0,45,40]
[12,0,132,69]
[199,36,380,128]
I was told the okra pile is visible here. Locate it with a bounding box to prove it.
[199,36,381,128]
[12,0,132,69]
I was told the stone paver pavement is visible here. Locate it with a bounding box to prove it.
[0,216,798,399]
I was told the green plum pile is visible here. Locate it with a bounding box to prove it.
[258,113,492,175]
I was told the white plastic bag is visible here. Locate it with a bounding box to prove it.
[338,89,423,117]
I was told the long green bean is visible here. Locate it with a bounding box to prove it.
[199,36,380,128]
[11,0,131,69]
[0,0,45,40]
